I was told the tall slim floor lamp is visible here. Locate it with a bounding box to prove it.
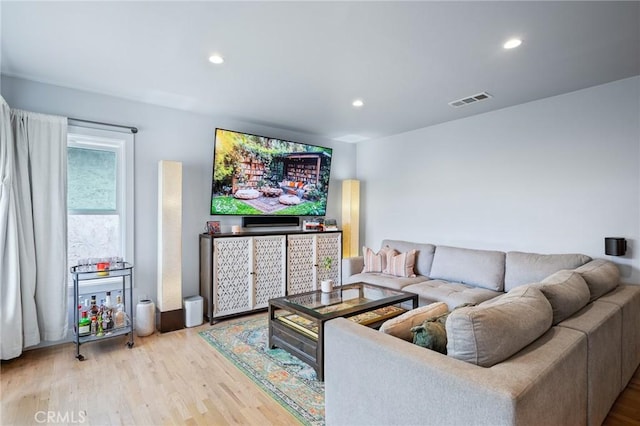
[342,179,360,258]
[157,160,184,332]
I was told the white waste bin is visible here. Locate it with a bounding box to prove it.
[184,295,203,328]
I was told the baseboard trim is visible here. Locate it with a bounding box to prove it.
[156,308,184,333]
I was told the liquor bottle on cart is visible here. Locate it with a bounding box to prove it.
[114,294,126,328]
[78,311,91,336]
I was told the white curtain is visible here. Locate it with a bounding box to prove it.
[0,96,68,360]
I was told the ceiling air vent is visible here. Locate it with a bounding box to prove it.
[448,92,492,108]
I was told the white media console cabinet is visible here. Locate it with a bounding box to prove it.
[199,230,342,323]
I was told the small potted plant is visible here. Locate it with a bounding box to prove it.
[320,257,334,292]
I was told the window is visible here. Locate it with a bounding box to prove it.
[67,126,134,288]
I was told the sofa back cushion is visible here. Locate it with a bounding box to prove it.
[504,251,591,291]
[573,259,620,301]
[531,270,590,325]
[381,240,435,277]
[446,286,553,367]
[428,245,505,291]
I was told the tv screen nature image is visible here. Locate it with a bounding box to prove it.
[211,129,332,216]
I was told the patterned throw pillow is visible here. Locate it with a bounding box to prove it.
[411,311,450,354]
[379,302,449,341]
[410,304,474,354]
[383,249,417,278]
[362,246,392,273]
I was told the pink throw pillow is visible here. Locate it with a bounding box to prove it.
[383,249,417,278]
[362,246,392,273]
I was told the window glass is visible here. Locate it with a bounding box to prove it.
[66,126,134,288]
[67,147,117,211]
[68,215,120,265]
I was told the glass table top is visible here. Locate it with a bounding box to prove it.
[273,282,415,320]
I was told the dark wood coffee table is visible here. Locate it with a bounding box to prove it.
[268,282,418,381]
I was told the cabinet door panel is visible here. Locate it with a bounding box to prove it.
[316,233,342,284]
[213,237,251,316]
[287,234,317,294]
[253,235,286,308]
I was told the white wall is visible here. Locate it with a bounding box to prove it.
[357,76,640,284]
[4,73,638,303]
[1,75,357,306]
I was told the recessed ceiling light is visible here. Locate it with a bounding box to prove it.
[503,38,522,49]
[333,134,369,143]
[209,54,224,64]
[352,99,364,108]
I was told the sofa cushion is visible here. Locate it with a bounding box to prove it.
[428,246,506,291]
[411,311,450,354]
[362,245,392,273]
[383,249,417,278]
[343,272,428,290]
[446,286,553,367]
[504,251,591,291]
[557,302,622,426]
[597,285,640,389]
[379,302,448,342]
[403,280,501,310]
[381,240,436,277]
[573,259,620,301]
[532,270,591,325]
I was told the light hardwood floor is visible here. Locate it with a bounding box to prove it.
[2,316,639,426]
[1,315,298,426]
[604,365,640,426]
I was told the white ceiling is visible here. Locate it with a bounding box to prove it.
[2,1,639,142]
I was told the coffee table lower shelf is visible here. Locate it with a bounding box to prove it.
[269,319,320,376]
[268,283,418,381]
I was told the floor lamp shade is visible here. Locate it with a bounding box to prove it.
[157,160,184,332]
[342,179,360,258]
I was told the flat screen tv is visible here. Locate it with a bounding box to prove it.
[210,128,332,216]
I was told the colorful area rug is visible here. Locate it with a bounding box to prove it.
[199,316,325,426]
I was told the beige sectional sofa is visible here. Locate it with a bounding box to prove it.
[326,239,640,426]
